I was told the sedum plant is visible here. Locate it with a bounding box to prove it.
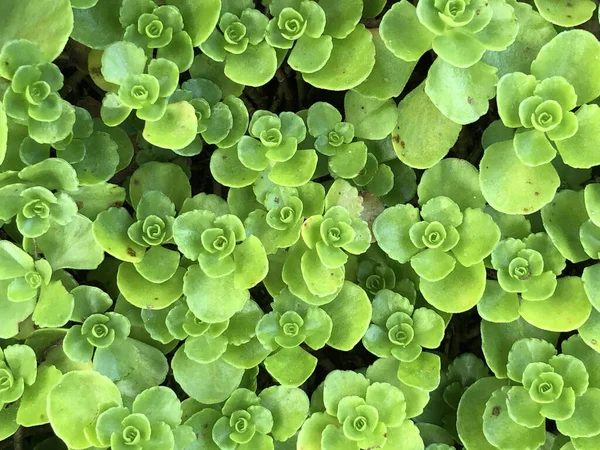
[2,1,600,448]
[298,370,411,450]
[490,233,566,301]
[362,289,446,363]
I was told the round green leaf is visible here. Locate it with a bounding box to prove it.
[582,263,600,312]
[302,25,375,91]
[531,30,600,105]
[260,386,309,442]
[397,352,441,392]
[393,83,461,169]
[224,41,278,88]
[129,162,191,212]
[32,214,105,270]
[541,189,589,262]
[71,0,124,49]
[344,91,396,141]
[480,140,560,215]
[481,318,559,378]
[320,0,363,39]
[534,0,596,26]
[380,0,434,62]
[425,59,498,125]
[168,0,221,46]
[117,262,185,310]
[482,388,546,450]
[556,388,600,438]
[93,338,168,407]
[143,101,198,151]
[353,30,416,100]
[184,264,250,323]
[134,246,181,284]
[47,370,122,449]
[556,104,600,169]
[481,2,557,78]
[457,377,507,450]
[321,281,372,351]
[520,277,592,332]
[101,41,147,85]
[477,280,520,324]
[418,158,485,210]
[16,365,62,427]
[264,347,317,387]
[420,262,486,314]
[172,346,243,404]
[0,0,73,63]
[93,208,146,263]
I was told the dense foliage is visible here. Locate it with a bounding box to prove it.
[0,0,600,449]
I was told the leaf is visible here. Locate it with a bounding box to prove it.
[32,281,74,328]
[72,131,119,185]
[482,388,546,450]
[397,352,441,392]
[533,29,600,106]
[168,0,221,46]
[184,264,249,323]
[172,346,243,404]
[233,236,268,290]
[353,30,416,100]
[321,281,372,351]
[264,347,317,387]
[0,101,6,166]
[481,2,557,78]
[33,214,105,270]
[582,263,600,312]
[320,0,363,39]
[302,25,375,91]
[260,386,309,442]
[0,240,34,280]
[393,83,461,169]
[66,183,126,221]
[224,41,278,87]
[344,91,396,141]
[380,0,434,62]
[71,0,124,49]
[117,263,185,310]
[541,189,589,262]
[71,285,113,322]
[0,280,35,339]
[47,370,122,449]
[534,0,596,27]
[480,140,560,215]
[93,338,168,407]
[16,365,62,427]
[453,208,501,267]
[0,0,73,62]
[133,386,182,429]
[373,204,420,263]
[129,162,191,212]
[519,277,592,332]
[93,208,146,263]
[18,158,78,191]
[143,101,198,150]
[477,280,520,324]
[481,318,559,378]
[418,158,485,210]
[425,59,498,125]
[420,262,486,314]
[556,388,600,438]
[556,104,600,169]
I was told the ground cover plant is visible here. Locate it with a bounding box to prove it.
[1,0,600,449]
